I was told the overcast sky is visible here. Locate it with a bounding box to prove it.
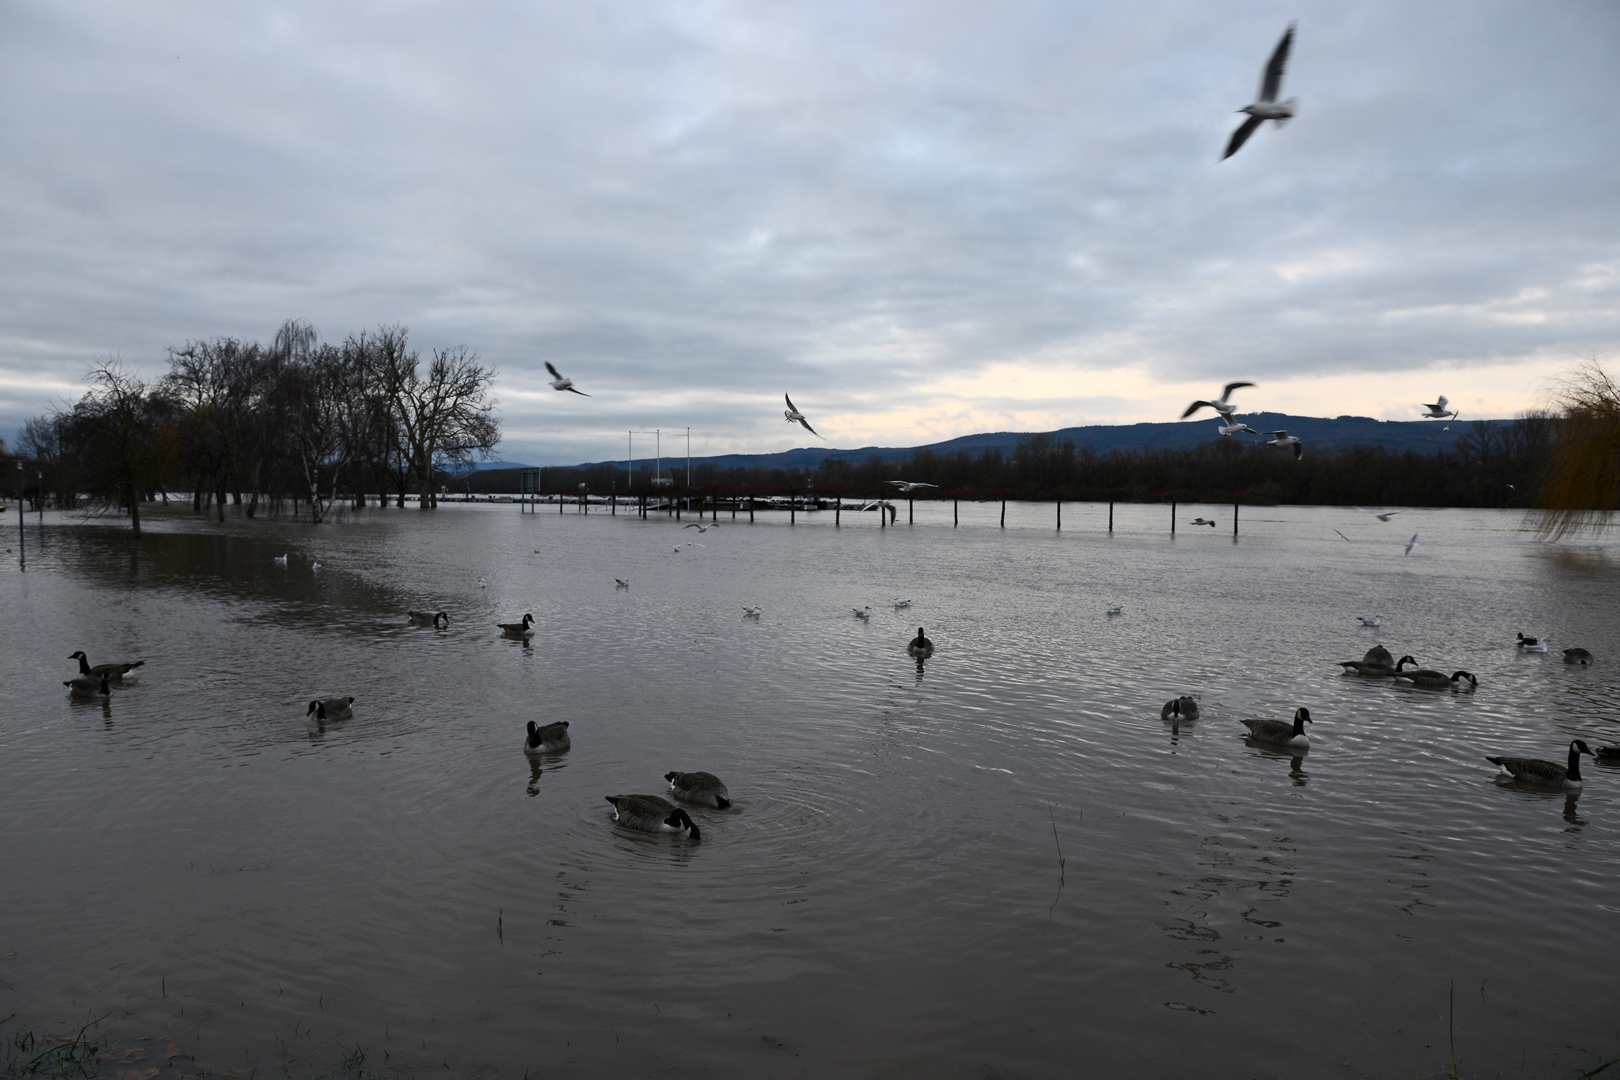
[3,0,1617,465]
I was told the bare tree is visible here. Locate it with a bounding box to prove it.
[71,361,168,536]
[375,335,500,509]
[1535,361,1620,539]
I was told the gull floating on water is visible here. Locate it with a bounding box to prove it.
[1358,616,1381,627]
[615,578,629,588]
[742,606,762,617]
[545,362,589,396]
[312,561,322,571]
[1223,23,1297,160]
[853,606,872,619]
[886,481,939,492]
[784,394,822,438]
[1181,382,1255,420]
[1404,533,1419,556]
[1516,632,1547,653]
[274,554,288,565]
[893,597,912,607]
[1106,603,1124,615]
[1261,430,1303,460]
[672,542,707,553]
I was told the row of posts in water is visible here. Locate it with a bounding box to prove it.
[520,491,1243,534]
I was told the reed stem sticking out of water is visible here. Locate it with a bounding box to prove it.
[1046,801,1067,920]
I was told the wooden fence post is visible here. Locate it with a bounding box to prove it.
[953,500,958,527]
[1170,499,1176,534]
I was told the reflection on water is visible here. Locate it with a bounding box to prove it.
[2,502,1619,1078]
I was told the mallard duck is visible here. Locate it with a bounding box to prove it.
[523,720,570,754]
[1241,707,1312,748]
[907,627,934,659]
[1487,740,1594,788]
[498,614,535,638]
[1517,632,1548,653]
[664,770,731,808]
[1564,648,1594,665]
[1161,696,1199,721]
[64,671,112,699]
[604,795,700,840]
[306,697,355,721]
[1391,659,1477,689]
[1338,644,1395,676]
[69,651,145,680]
[407,610,449,627]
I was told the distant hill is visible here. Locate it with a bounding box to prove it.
[564,413,1485,472]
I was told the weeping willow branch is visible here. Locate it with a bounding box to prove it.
[1534,361,1620,540]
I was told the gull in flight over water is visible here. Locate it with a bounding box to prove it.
[1333,529,1352,542]
[1261,430,1304,459]
[1182,382,1256,420]
[684,522,719,533]
[886,481,939,492]
[1223,23,1297,160]
[784,394,822,438]
[1189,518,1217,527]
[1404,533,1419,557]
[1216,418,1260,436]
[545,362,589,396]
[1355,507,1406,522]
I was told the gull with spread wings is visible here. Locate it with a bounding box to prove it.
[545,362,590,396]
[1261,430,1303,460]
[784,394,822,438]
[1223,23,1298,160]
[1182,382,1256,421]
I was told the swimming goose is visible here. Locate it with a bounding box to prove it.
[1487,740,1594,788]
[524,720,571,754]
[1161,696,1200,721]
[1338,644,1395,676]
[69,651,145,680]
[499,614,536,638]
[1357,616,1381,627]
[64,672,112,699]
[1241,707,1312,748]
[407,610,449,627]
[907,627,934,659]
[742,606,763,617]
[1391,658,1476,689]
[664,771,731,809]
[1563,648,1593,665]
[306,696,355,721]
[604,794,700,840]
[853,606,872,619]
[1517,632,1547,653]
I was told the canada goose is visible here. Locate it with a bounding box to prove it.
[1564,648,1594,665]
[68,651,145,680]
[64,672,112,699]
[407,610,449,627]
[604,794,700,840]
[1161,696,1200,721]
[498,614,535,638]
[1241,707,1312,748]
[1357,616,1381,627]
[306,697,355,721]
[907,627,934,659]
[1338,644,1395,676]
[1106,604,1124,615]
[1517,632,1547,653]
[1487,740,1594,789]
[664,771,731,809]
[853,607,872,619]
[1391,660,1477,689]
[524,720,570,754]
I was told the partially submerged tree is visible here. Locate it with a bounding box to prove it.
[1535,361,1620,540]
[71,361,169,536]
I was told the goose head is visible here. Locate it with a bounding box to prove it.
[434,611,449,627]
[1395,655,1418,672]
[1293,707,1312,733]
[1450,671,1478,687]
[307,700,326,720]
[69,650,92,674]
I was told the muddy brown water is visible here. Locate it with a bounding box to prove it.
[2,502,1617,1078]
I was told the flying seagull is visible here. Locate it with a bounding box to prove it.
[1354,507,1406,522]
[1427,413,1459,440]
[1223,23,1297,160]
[1261,430,1304,460]
[784,394,822,438]
[1333,529,1352,542]
[886,481,939,492]
[684,522,719,533]
[1404,533,1419,557]
[1189,518,1217,527]
[1182,382,1256,420]
[1420,396,1452,418]
[545,362,590,396]
[1216,418,1260,436]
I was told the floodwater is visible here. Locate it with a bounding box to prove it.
[2,499,1617,1079]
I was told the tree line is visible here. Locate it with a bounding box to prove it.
[12,321,499,534]
[483,413,1556,510]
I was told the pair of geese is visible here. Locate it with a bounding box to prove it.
[1161,695,1314,749]
[1338,644,1476,688]
[63,651,145,698]
[522,720,724,842]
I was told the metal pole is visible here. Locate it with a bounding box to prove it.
[953,499,958,527]
[1000,498,1005,528]
[836,497,841,526]
[749,497,754,523]
[1170,499,1176,535]
[909,497,913,524]
[1108,500,1113,532]
[686,426,691,489]
[37,471,43,525]
[880,500,886,528]
[628,431,633,488]
[15,462,24,568]
[790,492,796,525]
[1057,492,1062,531]
[1233,500,1239,537]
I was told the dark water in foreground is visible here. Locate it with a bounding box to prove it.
[2,501,1618,1078]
